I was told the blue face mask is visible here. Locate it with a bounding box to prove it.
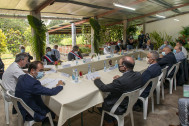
[47,51,51,55]
[118,43,121,46]
[162,52,166,56]
[21,49,25,53]
[108,46,111,48]
[36,72,44,79]
[173,49,177,54]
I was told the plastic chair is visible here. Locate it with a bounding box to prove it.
[0,79,11,125]
[6,90,54,126]
[100,89,141,126]
[156,66,168,104]
[166,62,181,94]
[139,76,159,119]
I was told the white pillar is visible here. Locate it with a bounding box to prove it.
[123,20,127,45]
[46,32,49,45]
[71,23,76,47]
[91,26,94,53]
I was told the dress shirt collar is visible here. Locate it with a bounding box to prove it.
[28,73,34,78]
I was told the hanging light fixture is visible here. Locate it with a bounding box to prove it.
[113,3,136,11]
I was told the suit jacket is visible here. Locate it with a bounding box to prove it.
[157,52,177,78]
[115,45,124,52]
[15,74,63,122]
[142,43,154,50]
[94,71,142,115]
[68,51,83,61]
[43,54,57,65]
[141,63,161,98]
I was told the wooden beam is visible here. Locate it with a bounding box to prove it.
[35,0,55,13]
[128,2,189,21]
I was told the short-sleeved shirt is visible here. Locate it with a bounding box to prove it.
[175,51,185,62]
[2,62,25,92]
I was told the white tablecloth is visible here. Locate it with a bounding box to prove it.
[42,54,149,126]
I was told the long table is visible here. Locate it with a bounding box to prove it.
[42,51,149,126]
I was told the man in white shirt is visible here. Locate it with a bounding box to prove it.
[52,45,60,60]
[176,41,188,58]
[104,43,112,55]
[2,53,28,92]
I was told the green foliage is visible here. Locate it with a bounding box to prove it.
[0,29,6,55]
[0,18,28,33]
[81,25,91,45]
[6,28,25,56]
[47,20,65,28]
[23,27,32,47]
[179,26,189,37]
[79,47,91,53]
[27,15,47,61]
[150,31,173,50]
[59,36,85,45]
[127,25,137,36]
[90,18,101,53]
[177,26,189,51]
[49,34,66,44]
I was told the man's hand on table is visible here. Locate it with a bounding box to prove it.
[56,80,65,87]
[113,75,120,80]
[93,77,100,81]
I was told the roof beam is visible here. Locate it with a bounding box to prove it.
[128,2,189,21]
[35,0,55,13]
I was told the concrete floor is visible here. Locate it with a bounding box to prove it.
[0,85,183,126]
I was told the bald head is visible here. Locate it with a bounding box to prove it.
[119,56,135,71]
[163,47,171,55]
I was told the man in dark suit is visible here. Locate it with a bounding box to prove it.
[68,45,83,61]
[141,51,161,98]
[157,47,177,78]
[115,40,124,53]
[94,56,142,126]
[15,61,64,123]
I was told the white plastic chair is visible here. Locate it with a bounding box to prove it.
[100,89,141,126]
[0,79,11,125]
[6,90,54,126]
[166,62,181,94]
[139,76,159,120]
[156,66,168,104]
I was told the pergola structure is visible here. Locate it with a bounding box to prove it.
[0,0,189,52]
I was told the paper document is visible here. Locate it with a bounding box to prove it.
[40,78,65,89]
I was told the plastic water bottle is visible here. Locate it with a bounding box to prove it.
[114,60,118,68]
[72,69,75,80]
[121,50,124,55]
[104,61,106,72]
[44,59,47,65]
[136,46,138,51]
[98,54,100,61]
[138,54,141,60]
[88,64,91,74]
[76,57,78,65]
[158,48,160,53]
[75,69,78,83]
[83,58,86,63]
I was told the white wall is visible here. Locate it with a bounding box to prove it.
[145,13,189,40]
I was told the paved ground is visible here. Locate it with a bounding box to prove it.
[0,85,183,126]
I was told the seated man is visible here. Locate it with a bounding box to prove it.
[52,45,60,61]
[2,53,28,92]
[176,41,188,58]
[43,47,57,65]
[141,51,161,98]
[173,46,185,62]
[159,41,173,50]
[157,47,177,78]
[143,39,154,50]
[104,43,112,55]
[68,45,83,61]
[15,61,64,122]
[0,57,4,79]
[94,56,142,125]
[115,40,123,53]
[127,36,134,50]
[20,46,33,68]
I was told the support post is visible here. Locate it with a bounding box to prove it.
[46,32,49,45]
[91,26,94,53]
[123,20,128,45]
[143,23,146,34]
[71,23,76,47]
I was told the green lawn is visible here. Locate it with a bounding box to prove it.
[1,54,15,70]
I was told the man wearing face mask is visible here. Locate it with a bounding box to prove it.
[173,46,185,62]
[140,51,161,98]
[15,61,64,123]
[68,45,83,61]
[159,41,173,50]
[157,47,177,78]
[104,43,112,55]
[43,47,57,65]
[115,40,123,53]
[93,56,142,126]
[20,46,33,69]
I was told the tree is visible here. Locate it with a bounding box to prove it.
[0,29,6,55]
[6,28,24,56]
[47,20,66,28]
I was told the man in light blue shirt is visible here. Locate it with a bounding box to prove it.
[160,41,173,50]
[173,46,185,62]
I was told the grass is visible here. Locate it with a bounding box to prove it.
[1,53,15,70]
